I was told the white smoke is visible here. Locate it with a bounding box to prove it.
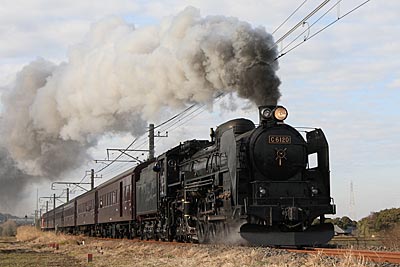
[1,6,280,178]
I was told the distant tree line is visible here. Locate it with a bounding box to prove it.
[326,216,357,231]
[358,208,400,236]
[0,212,19,223]
[323,208,400,237]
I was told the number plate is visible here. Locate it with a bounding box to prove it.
[268,135,291,144]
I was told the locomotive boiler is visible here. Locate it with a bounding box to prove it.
[42,105,336,247]
[238,106,336,245]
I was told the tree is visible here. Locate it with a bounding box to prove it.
[358,208,400,234]
[1,220,17,236]
[325,216,357,230]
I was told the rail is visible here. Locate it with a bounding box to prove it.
[286,247,400,264]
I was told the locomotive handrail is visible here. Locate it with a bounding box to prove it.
[185,168,228,183]
[185,179,214,189]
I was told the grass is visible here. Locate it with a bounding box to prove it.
[0,226,388,267]
[0,250,82,267]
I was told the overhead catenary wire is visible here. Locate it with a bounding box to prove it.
[165,102,219,134]
[94,137,139,174]
[272,0,309,35]
[101,0,374,177]
[275,0,372,60]
[94,102,200,174]
[274,0,331,45]
[56,172,89,199]
[97,93,227,178]
[153,104,198,131]
[94,93,226,176]
[90,9,344,178]
[276,0,344,57]
[63,3,334,186]
[76,1,349,179]
[98,94,228,180]
[63,0,373,196]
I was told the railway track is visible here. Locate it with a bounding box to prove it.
[96,236,400,264]
[132,239,400,264]
[286,247,400,264]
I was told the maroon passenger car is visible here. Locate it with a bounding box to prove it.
[76,190,96,234]
[97,167,136,237]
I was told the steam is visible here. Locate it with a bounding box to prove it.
[0,7,280,211]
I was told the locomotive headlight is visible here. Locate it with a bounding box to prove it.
[273,106,288,121]
[261,108,272,119]
[259,187,266,196]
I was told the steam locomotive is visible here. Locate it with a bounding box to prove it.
[42,106,336,246]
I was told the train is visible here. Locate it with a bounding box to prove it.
[42,105,336,246]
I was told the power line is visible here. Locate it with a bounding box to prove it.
[91,0,364,176]
[272,0,309,35]
[274,0,331,45]
[153,104,197,131]
[56,3,331,188]
[66,0,372,193]
[95,93,226,174]
[277,0,343,56]
[95,137,139,174]
[276,0,372,60]
[58,172,89,198]
[93,2,342,177]
[95,94,226,176]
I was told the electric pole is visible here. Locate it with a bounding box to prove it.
[149,124,155,160]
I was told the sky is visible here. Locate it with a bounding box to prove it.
[0,0,399,220]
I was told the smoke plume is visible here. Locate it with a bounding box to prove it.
[0,7,280,211]
[0,147,38,214]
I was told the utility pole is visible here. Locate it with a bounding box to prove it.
[149,123,168,160]
[35,188,39,228]
[91,169,94,190]
[53,193,56,230]
[149,124,155,160]
[66,188,70,202]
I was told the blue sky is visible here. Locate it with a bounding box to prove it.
[0,0,399,219]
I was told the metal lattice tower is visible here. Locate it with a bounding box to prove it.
[349,181,356,219]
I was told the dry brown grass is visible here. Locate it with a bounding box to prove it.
[6,228,377,267]
[67,241,373,267]
[16,226,82,245]
[382,224,400,250]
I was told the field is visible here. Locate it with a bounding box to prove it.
[0,226,381,267]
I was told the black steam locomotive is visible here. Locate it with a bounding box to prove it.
[42,106,336,246]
